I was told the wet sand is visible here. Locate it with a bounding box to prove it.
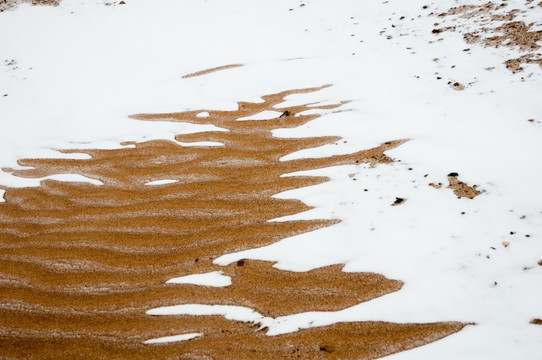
[0,86,465,358]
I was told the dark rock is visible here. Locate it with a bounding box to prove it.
[279,110,291,118]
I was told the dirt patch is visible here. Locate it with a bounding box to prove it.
[0,86,464,358]
[433,2,542,72]
[155,260,403,317]
[505,53,542,73]
[447,173,484,199]
[182,64,244,79]
[0,0,58,12]
[0,316,465,359]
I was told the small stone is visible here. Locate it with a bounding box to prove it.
[451,82,465,90]
[392,197,406,206]
[119,0,125,4]
[279,110,291,118]
[538,260,542,266]
[236,259,245,267]
[448,172,459,177]
[502,241,510,248]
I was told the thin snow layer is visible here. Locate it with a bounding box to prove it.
[237,110,284,121]
[2,0,542,358]
[144,179,179,186]
[166,271,232,287]
[143,333,202,344]
[1,173,104,188]
[177,141,224,147]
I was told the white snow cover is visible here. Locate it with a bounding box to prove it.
[166,271,232,287]
[237,110,284,121]
[144,179,179,186]
[2,0,542,358]
[143,333,202,344]
[0,189,5,203]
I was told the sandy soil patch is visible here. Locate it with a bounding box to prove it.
[182,64,244,79]
[0,86,465,358]
[432,1,542,72]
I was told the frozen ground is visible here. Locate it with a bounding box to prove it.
[1,0,542,358]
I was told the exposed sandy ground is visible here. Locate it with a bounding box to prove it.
[182,64,244,79]
[0,0,58,12]
[0,86,465,358]
[431,1,542,73]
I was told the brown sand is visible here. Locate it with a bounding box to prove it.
[0,86,465,358]
[447,173,484,199]
[433,2,542,72]
[505,53,542,73]
[0,0,59,12]
[182,64,244,79]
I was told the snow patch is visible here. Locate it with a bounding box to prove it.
[237,110,284,121]
[144,179,179,186]
[166,271,232,287]
[143,333,202,344]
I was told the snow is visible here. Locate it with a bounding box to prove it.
[144,179,179,186]
[166,271,232,287]
[143,333,202,344]
[196,111,210,118]
[2,0,542,357]
[147,304,264,323]
[237,110,284,121]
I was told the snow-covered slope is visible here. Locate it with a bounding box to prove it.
[1,0,541,358]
